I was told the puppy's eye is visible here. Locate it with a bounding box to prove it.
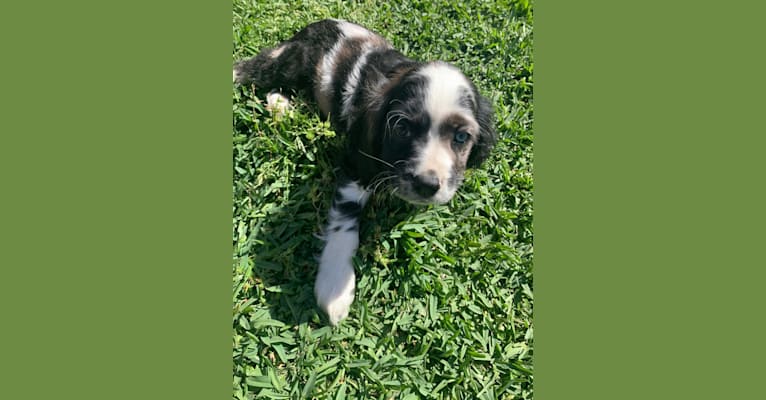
[392,120,411,136]
[454,130,469,144]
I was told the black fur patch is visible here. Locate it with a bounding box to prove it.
[334,201,362,220]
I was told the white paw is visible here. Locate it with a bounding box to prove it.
[314,260,356,326]
[265,91,291,118]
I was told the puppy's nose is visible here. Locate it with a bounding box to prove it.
[411,171,440,198]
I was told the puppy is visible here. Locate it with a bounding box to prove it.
[234,19,496,325]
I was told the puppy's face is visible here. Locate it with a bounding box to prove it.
[376,63,496,205]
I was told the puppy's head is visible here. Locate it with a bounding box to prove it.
[372,62,496,205]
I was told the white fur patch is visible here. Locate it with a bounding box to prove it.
[317,20,381,116]
[416,136,453,180]
[340,43,375,127]
[314,229,358,326]
[418,63,473,124]
[317,39,345,113]
[269,45,285,59]
[414,136,457,204]
[336,20,373,39]
[314,180,370,325]
[265,91,291,118]
[336,180,371,204]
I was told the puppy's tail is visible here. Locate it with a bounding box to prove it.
[232,50,270,86]
[233,42,308,90]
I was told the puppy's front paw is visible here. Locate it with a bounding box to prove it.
[265,91,291,118]
[314,261,355,326]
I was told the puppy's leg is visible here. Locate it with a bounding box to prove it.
[315,178,370,326]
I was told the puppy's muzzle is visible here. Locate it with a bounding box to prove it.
[406,171,441,198]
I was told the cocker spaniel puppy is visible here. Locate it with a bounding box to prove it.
[234,19,496,325]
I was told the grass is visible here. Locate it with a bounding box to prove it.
[232,0,533,398]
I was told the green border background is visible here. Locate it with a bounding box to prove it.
[1,1,231,398]
[2,0,766,399]
[535,1,766,398]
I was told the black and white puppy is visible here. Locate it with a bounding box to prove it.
[234,19,496,325]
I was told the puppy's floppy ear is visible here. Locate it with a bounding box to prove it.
[467,94,497,168]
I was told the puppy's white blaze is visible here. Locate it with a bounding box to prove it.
[415,134,456,203]
[315,230,358,326]
[418,63,474,124]
[416,135,453,179]
[410,63,474,203]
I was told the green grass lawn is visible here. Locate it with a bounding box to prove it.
[232,0,533,398]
